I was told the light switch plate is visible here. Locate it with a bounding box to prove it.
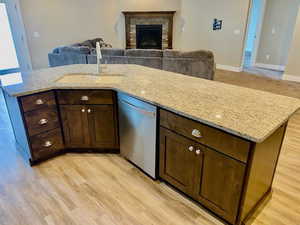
[33,32,40,38]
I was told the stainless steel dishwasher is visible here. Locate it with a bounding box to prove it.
[118,93,157,179]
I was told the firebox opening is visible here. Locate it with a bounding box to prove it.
[136,24,163,49]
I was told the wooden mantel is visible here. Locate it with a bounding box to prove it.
[122,11,176,49]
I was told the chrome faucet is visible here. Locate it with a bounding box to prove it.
[96,42,102,74]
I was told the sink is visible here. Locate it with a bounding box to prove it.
[55,73,124,84]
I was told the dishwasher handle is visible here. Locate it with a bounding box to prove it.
[119,99,156,117]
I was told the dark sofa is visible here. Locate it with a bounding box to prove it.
[48,40,215,80]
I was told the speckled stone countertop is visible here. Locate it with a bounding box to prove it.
[2,64,300,143]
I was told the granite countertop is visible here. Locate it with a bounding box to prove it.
[3,64,300,143]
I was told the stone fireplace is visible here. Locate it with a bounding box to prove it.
[123,11,175,49]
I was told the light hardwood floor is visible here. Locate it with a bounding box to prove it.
[0,71,300,225]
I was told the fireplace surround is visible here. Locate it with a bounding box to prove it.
[123,11,175,49]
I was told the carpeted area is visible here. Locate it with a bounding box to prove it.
[215,69,300,99]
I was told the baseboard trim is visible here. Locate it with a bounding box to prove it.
[282,74,300,83]
[216,64,242,72]
[255,63,285,71]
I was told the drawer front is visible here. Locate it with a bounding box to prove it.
[24,106,60,137]
[160,109,250,163]
[20,91,56,112]
[57,90,114,105]
[30,128,64,160]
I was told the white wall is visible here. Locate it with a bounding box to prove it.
[256,0,300,67]
[179,0,251,69]
[19,0,181,69]
[284,7,300,82]
[16,0,254,70]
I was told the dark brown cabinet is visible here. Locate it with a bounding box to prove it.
[87,105,118,149]
[30,128,64,160]
[60,105,90,148]
[159,109,287,225]
[7,90,119,164]
[159,127,245,224]
[58,90,119,151]
[159,128,198,196]
[193,146,246,224]
[17,91,64,163]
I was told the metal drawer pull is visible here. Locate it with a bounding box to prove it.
[38,118,48,125]
[196,149,201,155]
[87,109,92,113]
[43,141,52,148]
[81,96,89,101]
[192,129,202,138]
[81,109,85,113]
[35,99,44,105]
[188,146,194,152]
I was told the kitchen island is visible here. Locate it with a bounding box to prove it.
[2,64,300,225]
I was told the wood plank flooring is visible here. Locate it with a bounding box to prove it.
[0,71,300,225]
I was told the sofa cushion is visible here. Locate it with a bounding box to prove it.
[48,53,87,67]
[91,48,125,56]
[163,50,214,60]
[53,46,90,55]
[162,57,214,80]
[87,55,128,64]
[125,49,163,58]
[127,57,162,70]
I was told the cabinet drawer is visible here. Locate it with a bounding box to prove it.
[57,90,114,105]
[24,106,60,137]
[160,109,250,163]
[20,91,56,112]
[30,128,63,160]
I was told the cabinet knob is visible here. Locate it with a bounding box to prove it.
[196,149,201,155]
[43,141,52,148]
[192,129,202,138]
[188,146,194,152]
[81,109,85,113]
[81,96,89,101]
[35,99,44,105]
[38,118,48,125]
[87,109,92,113]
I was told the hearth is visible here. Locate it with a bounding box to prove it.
[136,25,163,49]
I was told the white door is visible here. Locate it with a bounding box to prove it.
[3,0,32,72]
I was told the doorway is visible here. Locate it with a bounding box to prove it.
[242,0,300,80]
[0,2,24,86]
[241,0,282,79]
[0,3,19,74]
[243,0,283,79]
[244,0,263,67]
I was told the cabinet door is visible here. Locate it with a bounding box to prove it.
[193,147,246,224]
[87,105,118,149]
[60,105,90,148]
[159,128,198,196]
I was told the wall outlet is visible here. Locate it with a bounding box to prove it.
[33,32,40,38]
[272,28,276,35]
[234,29,241,35]
[266,54,270,60]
